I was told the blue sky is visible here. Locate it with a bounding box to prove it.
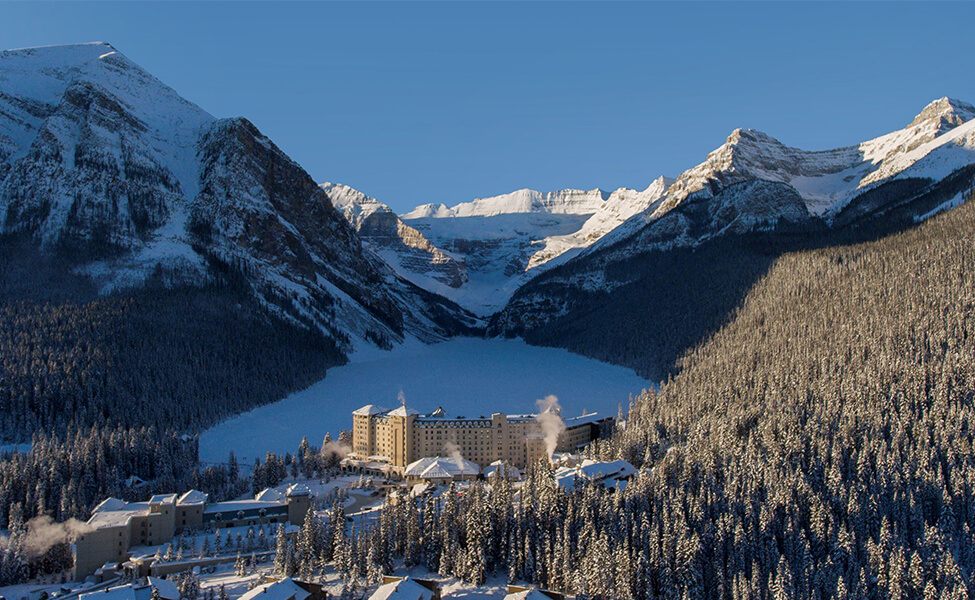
[3,2,973,213]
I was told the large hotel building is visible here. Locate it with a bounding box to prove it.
[347,404,613,475]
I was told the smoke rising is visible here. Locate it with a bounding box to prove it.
[323,440,350,459]
[443,441,466,469]
[535,394,566,460]
[21,515,91,558]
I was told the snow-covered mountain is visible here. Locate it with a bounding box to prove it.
[592,97,975,255]
[324,183,681,316]
[330,96,975,317]
[491,97,975,343]
[0,43,475,354]
[322,182,467,289]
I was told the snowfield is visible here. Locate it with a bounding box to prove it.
[199,337,655,465]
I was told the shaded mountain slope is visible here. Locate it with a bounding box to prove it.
[597,184,975,600]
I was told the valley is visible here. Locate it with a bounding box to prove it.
[2,29,975,600]
[199,337,654,466]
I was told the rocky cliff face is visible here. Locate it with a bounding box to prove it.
[0,43,476,354]
[323,182,467,290]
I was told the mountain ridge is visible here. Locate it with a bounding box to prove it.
[0,42,477,356]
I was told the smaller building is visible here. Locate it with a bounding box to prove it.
[483,460,521,480]
[554,459,637,491]
[505,586,566,600]
[369,577,440,600]
[77,577,179,600]
[403,457,480,483]
[75,484,313,579]
[239,577,315,600]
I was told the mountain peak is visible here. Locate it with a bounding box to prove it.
[909,97,975,129]
[2,41,118,65]
[725,128,781,147]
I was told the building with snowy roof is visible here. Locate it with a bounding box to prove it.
[346,403,613,476]
[403,456,480,482]
[238,577,312,600]
[78,577,179,600]
[554,459,637,491]
[74,485,312,579]
[504,586,565,600]
[369,577,440,600]
[483,460,521,480]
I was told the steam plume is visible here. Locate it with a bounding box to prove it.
[21,515,91,557]
[443,441,466,468]
[535,394,566,460]
[323,440,350,459]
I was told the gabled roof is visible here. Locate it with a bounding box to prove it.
[387,405,420,417]
[93,497,127,513]
[286,483,311,497]
[484,460,521,479]
[148,494,177,505]
[177,490,208,506]
[420,463,453,480]
[404,456,480,478]
[255,488,285,502]
[238,578,311,600]
[369,578,435,600]
[147,577,179,600]
[555,459,637,490]
[353,404,389,416]
[577,459,637,481]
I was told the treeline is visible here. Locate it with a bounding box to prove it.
[249,433,348,496]
[495,171,975,382]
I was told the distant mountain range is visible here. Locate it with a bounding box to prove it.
[328,96,975,320]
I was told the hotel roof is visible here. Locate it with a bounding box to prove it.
[405,456,480,479]
[238,578,310,600]
[177,490,208,506]
[387,405,420,417]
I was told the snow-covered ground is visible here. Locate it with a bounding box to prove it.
[199,337,654,465]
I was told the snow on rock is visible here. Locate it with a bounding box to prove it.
[390,184,685,315]
[0,43,476,355]
[323,182,468,289]
[588,96,975,257]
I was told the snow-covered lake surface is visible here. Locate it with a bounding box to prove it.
[199,337,655,465]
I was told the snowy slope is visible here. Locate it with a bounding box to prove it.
[590,97,975,255]
[0,43,475,354]
[372,185,672,314]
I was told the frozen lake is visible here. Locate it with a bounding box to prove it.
[199,337,655,465]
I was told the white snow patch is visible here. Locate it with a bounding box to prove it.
[915,191,968,222]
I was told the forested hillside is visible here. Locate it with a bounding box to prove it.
[272,190,975,600]
[0,240,343,440]
[599,188,975,598]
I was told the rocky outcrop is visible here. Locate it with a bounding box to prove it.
[323,182,467,289]
[0,43,476,354]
